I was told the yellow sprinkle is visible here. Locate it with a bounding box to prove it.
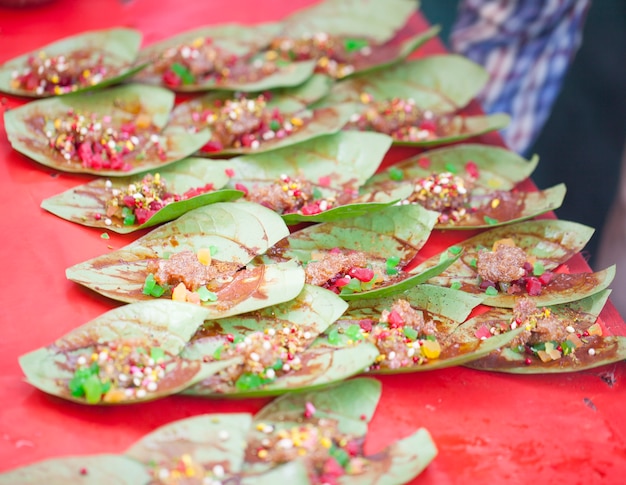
[38,51,46,59]
[171,470,182,479]
[265,51,278,61]
[359,92,372,104]
[257,449,268,459]
[192,37,204,48]
[525,324,532,331]
[290,117,303,127]
[318,56,329,68]
[82,69,91,78]
[298,448,307,456]
[181,454,192,466]
[125,141,134,151]
[339,438,347,447]
[90,353,98,361]
[256,423,266,431]
[375,354,385,363]
[154,173,161,184]
[54,118,62,130]
[320,437,332,449]
[197,248,212,266]
[172,282,189,302]
[185,468,195,477]
[53,86,62,95]
[282,185,289,192]
[491,198,500,209]
[50,75,59,84]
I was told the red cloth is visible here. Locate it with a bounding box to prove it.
[0,1,624,483]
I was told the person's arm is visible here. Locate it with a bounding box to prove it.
[450,0,591,154]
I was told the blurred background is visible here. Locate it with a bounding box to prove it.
[421,0,626,268]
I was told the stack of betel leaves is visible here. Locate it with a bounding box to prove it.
[2,0,625,483]
[0,379,437,485]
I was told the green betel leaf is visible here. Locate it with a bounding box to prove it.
[183,285,354,397]
[40,157,243,233]
[240,462,311,485]
[338,428,437,485]
[340,27,441,80]
[411,219,610,307]
[0,455,150,484]
[65,202,305,316]
[219,131,395,224]
[389,112,511,147]
[126,414,252,476]
[281,0,417,42]
[18,300,220,405]
[4,84,211,176]
[322,55,489,113]
[464,290,626,373]
[363,144,565,229]
[134,21,318,93]
[0,28,145,97]
[254,377,382,426]
[171,97,358,157]
[260,204,440,299]
[327,285,509,373]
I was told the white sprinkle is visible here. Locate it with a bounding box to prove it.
[588,348,596,356]
[319,200,329,211]
[146,382,158,392]
[77,356,87,366]
[282,363,291,372]
[104,218,112,226]
[277,438,294,449]
[262,341,272,350]
[212,465,225,477]
[566,326,576,333]
[511,321,518,330]
[136,389,147,398]
[98,351,108,362]
[250,352,260,362]
[388,351,396,360]
[291,356,301,366]
[150,134,160,143]
[407,348,415,357]
[267,328,276,336]
[63,153,71,160]
[158,468,169,480]
[181,46,191,58]
[128,184,137,193]
[283,327,290,335]
[303,331,311,339]
[265,368,276,379]
[118,374,128,382]
[218,430,229,440]
[250,140,260,150]
[111,189,121,196]
[105,180,113,189]
[133,377,142,387]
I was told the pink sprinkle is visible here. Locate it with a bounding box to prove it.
[304,402,316,418]
[225,168,235,177]
[318,176,331,187]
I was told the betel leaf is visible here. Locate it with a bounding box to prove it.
[363,144,566,229]
[184,102,358,157]
[0,455,150,484]
[126,413,252,476]
[340,27,441,80]
[464,290,626,373]
[281,0,417,42]
[0,28,145,98]
[259,203,442,299]
[328,285,510,373]
[319,55,489,114]
[411,219,610,307]
[66,202,305,316]
[388,112,511,148]
[182,285,354,397]
[218,131,397,224]
[338,428,437,485]
[254,377,382,428]
[18,300,223,405]
[345,284,484,326]
[40,157,243,233]
[4,84,211,176]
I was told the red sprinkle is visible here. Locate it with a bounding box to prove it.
[465,161,479,178]
[318,175,331,187]
[417,157,431,169]
[524,357,532,365]
[225,168,235,177]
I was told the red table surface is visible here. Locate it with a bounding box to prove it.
[1,1,625,484]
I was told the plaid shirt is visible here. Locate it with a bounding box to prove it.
[450,0,591,154]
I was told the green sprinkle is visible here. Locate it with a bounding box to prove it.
[346,324,363,341]
[444,163,458,174]
[312,187,323,199]
[448,245,462,255]
[561,339,575,356]
[403,327,418,341]
[388,167,404,181]
[340,278,362,295]
[100,233,110,239]
[344,38,369,52]
[122,206,136,226]
[150,347,165,362]
[485,286,498,296]
[327,327,340,345]
[170,62,195,84]
[213,345,224,360]
[533,261,545,276]
[196,286,218,302]
[329,445,351,468]
[469,258,477,268]
[235,372,270,391]
[386,256,401,275]
[83,374,103,404]
[484,216,499,225]
[425,335,437,342]
[450,281,462,290]
[209,246,218,256]
[142,274,166,298]
[269,119,281,131]
[271,359,284,371]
